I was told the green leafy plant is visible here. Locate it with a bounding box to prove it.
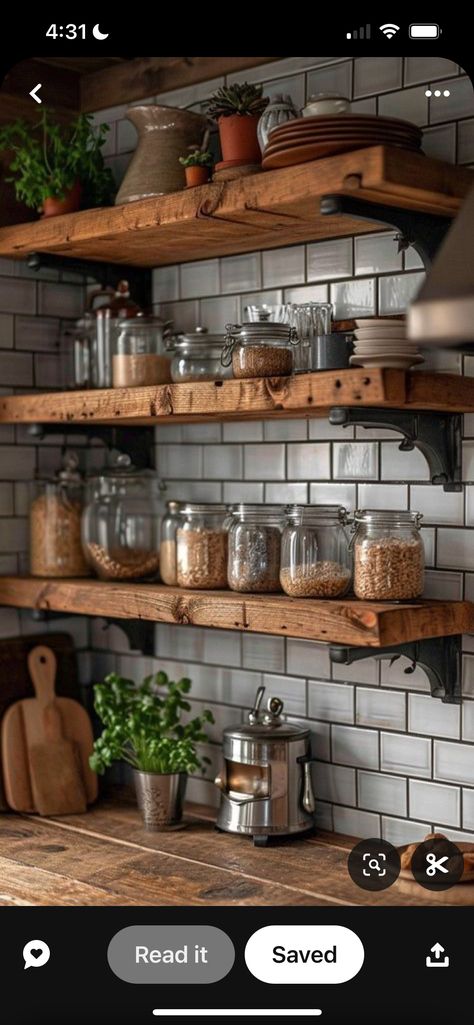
[179,149,213,168]
[0,109,115,211]
[205,82,269,120]
[89,670,214,776]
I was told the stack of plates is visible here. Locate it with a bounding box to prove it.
[262,114,422,169]
[350,318,424,370]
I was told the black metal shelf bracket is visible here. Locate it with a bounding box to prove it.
[329,407,462,491]
[26,422,155,471]
[30,609,155,656]
[320,194,451,269]
[330,635,462,704]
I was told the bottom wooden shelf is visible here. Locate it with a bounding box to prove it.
[0,576,472,647]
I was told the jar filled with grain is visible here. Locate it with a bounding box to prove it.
[160,500,182,586]
[222,322,298,379]
[177,504,228,589]
[30,452,89,578]
[228,504,285,593]
[280,504,352,598]
[81,454,163,581]
[353,509,424,600]
[112,315,172,388]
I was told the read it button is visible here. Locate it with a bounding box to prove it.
[245,926,364,985]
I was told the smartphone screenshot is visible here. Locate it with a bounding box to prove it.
[0,20,472,1024]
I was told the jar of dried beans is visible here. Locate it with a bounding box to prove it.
[353,509,424,600]
[30,452,89,578]
[177,504,228,589]
[222,322,298,379]
[280,504,352,598]
[81,454,163,581]
[228,504,285,593]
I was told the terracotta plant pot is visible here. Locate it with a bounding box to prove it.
[185,165,211,187]
[42,181,82,218]
[218,114,262,165]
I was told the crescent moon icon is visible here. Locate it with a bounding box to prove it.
[92,24,109,40]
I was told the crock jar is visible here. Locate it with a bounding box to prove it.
[353,509,424,600]
[176,504,228,589]
[222,322,298,379]
[280,504,351,597]
[30,452,89,578]
[81,454,162,580]
[228,504,285,593]
[170,327,231,382]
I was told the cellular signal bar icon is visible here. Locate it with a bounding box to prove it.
[346,24,371,39]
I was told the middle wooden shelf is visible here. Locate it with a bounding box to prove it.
[0,576,472,647]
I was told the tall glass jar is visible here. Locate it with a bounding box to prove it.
[176,504,228,589]
[81,454,161,580]
[280,505,351,597]
[30,453,89,578]
[228,504,285,593]
[160,500,182,586]
[113,316,171,388]
[222,322,298,379]
[353,510,424,600]
[170,327,231,383]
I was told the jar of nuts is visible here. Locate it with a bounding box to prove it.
[30,452,89,578]
[280,504,352,598]
[221,322,298,379]
[81,454,164,581]
[177,504,229,589]
[228,504,285,593]
[353,509,424,600]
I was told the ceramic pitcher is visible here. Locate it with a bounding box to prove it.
[115,105,208,204]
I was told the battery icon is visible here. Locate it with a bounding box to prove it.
[409,23,440,38]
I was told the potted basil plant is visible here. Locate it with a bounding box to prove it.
[89,670,214,830]
[0,109,115,217]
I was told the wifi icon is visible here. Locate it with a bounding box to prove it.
[379,23,400,38]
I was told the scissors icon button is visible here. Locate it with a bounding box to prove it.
[425,853,449,877]
[411,836,464,890]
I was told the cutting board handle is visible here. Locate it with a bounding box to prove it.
[27,645,57,709]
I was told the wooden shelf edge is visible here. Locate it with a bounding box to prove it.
[0,577,472,648]
[1,371,474,426]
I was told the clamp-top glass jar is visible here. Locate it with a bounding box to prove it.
[177,504,228,589]
[228,504,285,593]
[81,454,162,581]
[280,504,352,597]
[353,509,424,600]
[170,327,231,382]
[30,452,89,578]
[222,322,298,379]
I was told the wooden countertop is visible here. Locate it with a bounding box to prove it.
[0,792,463,907]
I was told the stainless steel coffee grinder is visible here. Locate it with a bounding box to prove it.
[214,686,316,846]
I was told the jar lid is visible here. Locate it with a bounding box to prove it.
[180,503,228,515]
[224,720,309,740]
[173,327,225,348]
[231,503,286,520]
[89,452,157,482]
[354,509,423,526]
[285,503,348,523]
[116,314,168,330]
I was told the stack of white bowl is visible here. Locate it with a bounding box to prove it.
[350,318,424,370]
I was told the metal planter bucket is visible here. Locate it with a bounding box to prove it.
[133,769,187,830]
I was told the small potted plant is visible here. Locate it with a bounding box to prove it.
[89,669,214,830]
[0,109,115,218]
[179,148,213,187]
[205,82,269,166]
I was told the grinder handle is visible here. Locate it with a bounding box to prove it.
[299,756,317,815]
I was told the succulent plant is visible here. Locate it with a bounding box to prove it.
[205,82,269,120]
[179,149,213,168]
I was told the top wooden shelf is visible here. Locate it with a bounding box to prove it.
[0,147,471,268]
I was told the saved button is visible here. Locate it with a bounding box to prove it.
[245,926,364,984]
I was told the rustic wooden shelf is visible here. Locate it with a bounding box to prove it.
[1,370,474,426]
[0,577,472,648]
[0,147,471,268]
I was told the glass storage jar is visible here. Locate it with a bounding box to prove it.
[353,509,424,600]
[177,504,228,589]
[30,452,89,578]
[280,505,351,597]
[160,500,182,586]
[113,315,171,388]
[170,327,231,383]
[81,454,162,581]
[227,504,285,593]
[222,322,298,379]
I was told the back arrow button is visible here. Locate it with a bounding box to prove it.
[29,84,42,104]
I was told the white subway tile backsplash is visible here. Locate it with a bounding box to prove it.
[378,272,425,315]
[437,529,474,570]
[315,762,356,806]
[262,246,305,288]
[354,233,402,276]
[163,480,222,503]
[223,482,264,504]
[434,741,474,785]
[223,421,264,442]
[0,277,36,314]
[307,239,352,281]
[333,442,378,480]
[411,485,464,525]
[332,658,378,686]
[0,313,14,348]
[332,724,379,769]
[357,484,407,510]
[203,444,242,479]
[283,284,329,304]
[409,693,460,739]
[0,446,35,480]
[0,352,33,387]
[381,732,432,777]
[429,76,474,124]
[333,805,380,838]
[381,443,429,481]
[381,816,430,846]
[379,87,428,126]
[14,315,59,352]
[244,444,285,480]
[180,259,220,299]
[307,62,353,103]
[356,688,406,730]
[117,117,137,153]
[38,282,83,318]
[462,700,474,741]
[265,482,308,504]
[358,770,407,816]
[160,299,199,333]
[409,779,460,827]
[200,295,239,333]
[264,419,307,441]
[221,253,261,294]
[287,443,330,480]
[404,57,459,86]
[423,570,463,601]
[330,277,375,319]
[462,789,474,830]
[292,718,330,761]
[181,424,221,444]
[422,124,456,163]
[263,75,305,111]
[458,120,474,163]
[152,265,180,303]
[309,482,356,510]
[203,629,241,668]
[286,639,331,679]
[353,57,402,98]
[157,445,203,479]
[242,633,285,673]
[308,680,354,723]
[263,673,306,716]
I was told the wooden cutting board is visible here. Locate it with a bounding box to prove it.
[2,645,98,814]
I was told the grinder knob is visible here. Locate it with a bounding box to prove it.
[214,772,227,791]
